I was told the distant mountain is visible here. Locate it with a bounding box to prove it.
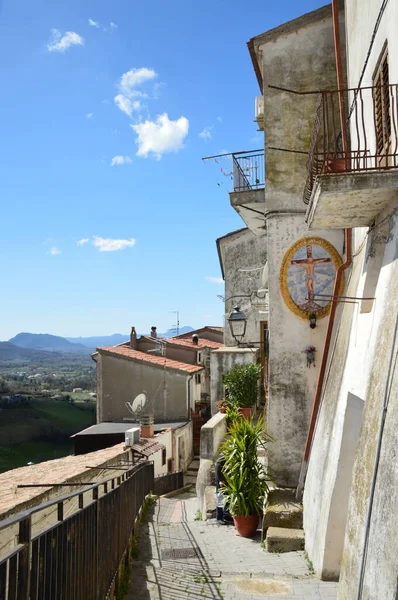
[0,342,62,361]
[67,326,195,348]
[8,333,91,354]
[66,333,129,348]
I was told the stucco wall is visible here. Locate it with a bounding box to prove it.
[220,229,267,347]
[266,215,344,486]
[98,353,190,422]
[303,0,398,589]
[260,7,344,211]
[174,421,193,472]
[210,347,259,415]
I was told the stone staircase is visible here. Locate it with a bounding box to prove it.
[184,456,200,488]
[262,488,304,553]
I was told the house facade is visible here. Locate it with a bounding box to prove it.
[300,1,398,596]
[94,326,223,424]
[217,5,345,487]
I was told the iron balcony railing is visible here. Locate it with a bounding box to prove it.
[0,461,154,600]
[232,149,265,192]
[304,84,398,204]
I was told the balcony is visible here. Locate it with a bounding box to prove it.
[230,149,265,234]
[304,85,398,230]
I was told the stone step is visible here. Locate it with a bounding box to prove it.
[266,527,305,553]
[262,488,303,536]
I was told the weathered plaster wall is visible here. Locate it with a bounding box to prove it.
[303,0,398,587]
[174,421,193,473]
[210,347,260,415]
[220,229,267,348]
[152,429,173,478]
[196,412,227,513]
[266,215,344,486]
[98,354,190,422]
[260,6,344,211]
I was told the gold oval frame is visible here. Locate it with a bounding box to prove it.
[279,236,344,320]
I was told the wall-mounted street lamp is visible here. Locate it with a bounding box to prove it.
[309,313,317,329]
[228,306,247,343]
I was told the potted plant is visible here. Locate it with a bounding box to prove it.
[223,363,261,419]
[220,417,271,537]
[216,398,228,414]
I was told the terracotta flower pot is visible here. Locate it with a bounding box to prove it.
[325,157,348,173]
[233,514,259,538]
[238,407,253,420]
[219,407,227,414]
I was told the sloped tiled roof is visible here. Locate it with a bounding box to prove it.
[166,337,223,350]
[97,345,203,374]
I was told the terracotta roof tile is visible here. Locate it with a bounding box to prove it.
[166,337,223,350]
[97,345,203,374]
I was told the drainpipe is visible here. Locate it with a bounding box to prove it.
[296,0,352,499]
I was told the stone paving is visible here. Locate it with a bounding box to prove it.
[124,488,339,600]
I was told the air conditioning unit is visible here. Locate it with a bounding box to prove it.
[255,96,264,130]
[125,427,140,447]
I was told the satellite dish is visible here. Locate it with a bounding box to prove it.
[132,393,147,413]
[125,391,151,418]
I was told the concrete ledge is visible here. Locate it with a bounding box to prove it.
[200,412,227,460]
[266,527,305,553]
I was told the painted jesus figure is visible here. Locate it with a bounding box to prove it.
[291,245,332,311]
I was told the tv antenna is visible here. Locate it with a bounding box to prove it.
[170,310,180,336]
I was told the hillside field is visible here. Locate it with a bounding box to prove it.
[0,398,96,473]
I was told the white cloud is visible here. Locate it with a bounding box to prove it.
[205,276,223,284]
[77,238,90,246]
[114,68,156,117]
[114,94,141,118]
[50,246,61,255]
[217,116,223,122]
[119,68,156,95]
[93,236,136,252]
[88,18,100,28]
[199,126,213,141]
[86,113,94,119]
[110,155,132,167]
[110,22,118,29]
[47,29,84,52]
[131,113,189,159]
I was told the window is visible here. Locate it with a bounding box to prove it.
[373,47,391,158]
[162,448,166,466]
[195,374,201,384]
[198,352,202,364]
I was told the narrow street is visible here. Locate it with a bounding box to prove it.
[125,486,339,600]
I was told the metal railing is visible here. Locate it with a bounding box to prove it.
[153,471,184,496]
[304,84,398,204]
[232,150,265,192]
[0,461,154,600]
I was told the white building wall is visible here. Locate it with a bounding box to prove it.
[303,1,398,591]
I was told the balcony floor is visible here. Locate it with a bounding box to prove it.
[230,187,265,235]
[306,170,398,230]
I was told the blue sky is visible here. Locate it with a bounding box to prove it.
[0,0,327,339]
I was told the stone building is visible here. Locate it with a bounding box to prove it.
[209,228,267,414]
[214,4,345,487]
[299,0,398,596]
[94,326,223,424]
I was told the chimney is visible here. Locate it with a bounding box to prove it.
[130,327,137,349]
[192,334,199,346]
[150,326,157,339]
[140,414,154,439]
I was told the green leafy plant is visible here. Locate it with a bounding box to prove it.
[223,363,261,408]
[194,509,203,521]
[220,416,272,517]
[225,400,242,430]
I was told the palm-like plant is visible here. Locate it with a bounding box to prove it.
[220,417,272,518]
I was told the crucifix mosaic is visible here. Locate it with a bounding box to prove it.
[280,236,343,320]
